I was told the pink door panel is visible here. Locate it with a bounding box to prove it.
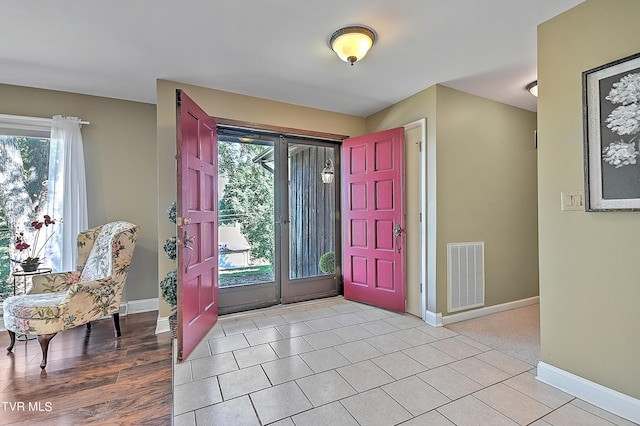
[176,90,219,361]
[342,128,405,312]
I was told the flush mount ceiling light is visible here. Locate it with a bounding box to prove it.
[329,25,377,66]
[526,80,538,97]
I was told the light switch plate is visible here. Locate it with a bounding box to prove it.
[561,191,584,211]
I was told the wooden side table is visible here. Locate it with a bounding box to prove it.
[11,267,53,296]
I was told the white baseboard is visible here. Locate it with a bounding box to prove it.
[156,315,170,335]
[425,310,443,327]
[127,298,159,314]
[441,296,539,325]
[537,362,640,424]
[118,298,160,316]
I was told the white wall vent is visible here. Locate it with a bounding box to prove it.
[447,242,485,312]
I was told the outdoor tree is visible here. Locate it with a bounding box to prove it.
[0,208,10,299]
[218,142,274,265]
[0,136,49,290]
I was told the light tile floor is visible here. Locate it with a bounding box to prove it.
[173,297,637,426]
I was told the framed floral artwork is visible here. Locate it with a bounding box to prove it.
[583,52,640,211]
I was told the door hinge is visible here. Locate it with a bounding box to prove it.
[419,212,422,222]
[419,283,423,293]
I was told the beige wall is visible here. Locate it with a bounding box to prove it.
[156,79,366,315]
[368,87,437,316]
[368,85,539,316]
[0,84,158,302]
[538,0,640,399]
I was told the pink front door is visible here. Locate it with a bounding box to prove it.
[176,90,219,362]
[342,128,406,312]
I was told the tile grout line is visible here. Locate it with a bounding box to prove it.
[178,299,549,425]
[181,299,633,426]
[277,325,489,422]
[524,398,578,426]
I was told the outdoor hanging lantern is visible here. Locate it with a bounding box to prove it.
[321,159,334,184]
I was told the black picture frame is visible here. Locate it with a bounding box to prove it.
[583,51,640,211]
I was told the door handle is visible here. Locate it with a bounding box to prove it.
[393,224,403,253]
[276,216,290,225]
[183,230,195,272]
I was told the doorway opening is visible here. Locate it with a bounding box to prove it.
[216,126,341,314]
[175,91,423,362]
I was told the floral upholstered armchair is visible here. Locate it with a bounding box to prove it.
[3,221,139,369]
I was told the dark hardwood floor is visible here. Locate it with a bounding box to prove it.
[0,311,172,425]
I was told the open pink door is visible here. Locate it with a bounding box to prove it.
[342,128,406,312]
[176,90,219,361]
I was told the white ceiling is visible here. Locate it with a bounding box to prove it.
[1,0,584,117]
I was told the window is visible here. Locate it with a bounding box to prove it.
[0,117,52,300]
[0,114,88,309]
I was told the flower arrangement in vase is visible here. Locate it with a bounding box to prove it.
[13,215,60,272]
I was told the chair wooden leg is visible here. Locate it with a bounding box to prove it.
[112,313,121,337]
[6,330,16,352]
[38,333,57,369]
[86,322,92,331]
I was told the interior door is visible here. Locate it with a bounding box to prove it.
[176,89,219,362]
[342,128,406,312]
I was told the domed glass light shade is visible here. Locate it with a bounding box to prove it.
[330,26,376,66]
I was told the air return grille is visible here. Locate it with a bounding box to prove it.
[447,242,484,312]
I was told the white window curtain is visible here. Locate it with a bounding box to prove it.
[46,116,88,272]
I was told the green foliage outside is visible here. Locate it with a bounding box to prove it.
[219,264,273,277]
[18,137,50,209]
[319,251,335,274]
[0,208,11,300]
[218,142,274,265]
